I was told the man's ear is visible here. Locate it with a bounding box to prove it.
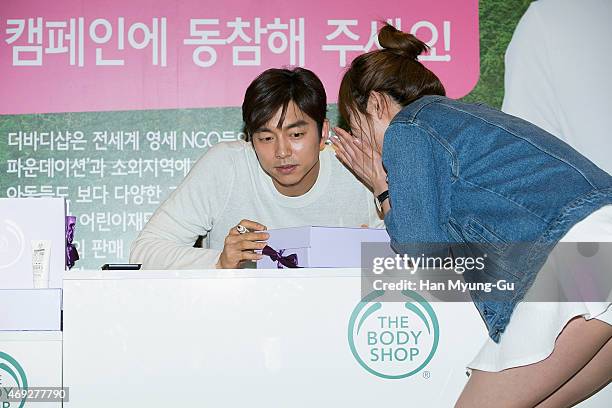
[320,119,330,151]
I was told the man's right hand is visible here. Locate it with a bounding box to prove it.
[216,219,269,269]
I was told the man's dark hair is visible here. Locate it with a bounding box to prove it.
[242,67,327,141]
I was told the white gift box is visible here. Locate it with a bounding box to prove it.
[256,226,390,269]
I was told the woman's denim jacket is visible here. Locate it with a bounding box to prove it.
[382,95,612,342]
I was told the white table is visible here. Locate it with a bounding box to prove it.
[3,269,608,407]
[60,269,611,407]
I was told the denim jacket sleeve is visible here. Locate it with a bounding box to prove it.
[382,122,450,255]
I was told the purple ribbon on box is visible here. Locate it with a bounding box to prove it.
[262,245,301,269]
[65,215,80,269]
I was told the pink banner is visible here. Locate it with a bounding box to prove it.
[0,0,479,114]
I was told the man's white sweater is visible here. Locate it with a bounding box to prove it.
[130,140,383,269]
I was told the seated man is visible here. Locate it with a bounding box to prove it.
[130,67,383,269]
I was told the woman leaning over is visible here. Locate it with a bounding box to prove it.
[333,24,612,408]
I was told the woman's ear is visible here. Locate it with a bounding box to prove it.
[369,91,401,122]
[368,91,386,120]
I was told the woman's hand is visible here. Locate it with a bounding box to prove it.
[332,127,388,196]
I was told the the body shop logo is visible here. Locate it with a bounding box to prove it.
[348,290,439,379]
[0,352,28,408]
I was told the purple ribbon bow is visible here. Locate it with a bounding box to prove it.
[65,215,80,269]
[262,245,300,268]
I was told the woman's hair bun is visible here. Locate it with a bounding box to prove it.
[378,24,428,60]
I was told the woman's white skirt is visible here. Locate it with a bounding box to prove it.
[468,205,612,372]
